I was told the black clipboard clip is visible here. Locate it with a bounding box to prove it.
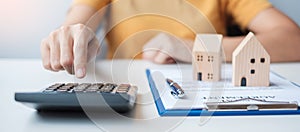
[205,97,298,111]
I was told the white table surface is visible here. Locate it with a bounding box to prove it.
[1,59,300,132]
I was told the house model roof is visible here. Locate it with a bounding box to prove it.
[193,34,222,53]
[233,32,270,57]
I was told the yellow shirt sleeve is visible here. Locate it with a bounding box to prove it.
[72,0,110,10]
[226,0,272,29]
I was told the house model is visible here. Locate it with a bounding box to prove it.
[232,32,270,87]
[192,34,223,82]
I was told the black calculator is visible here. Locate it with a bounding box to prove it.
[15,83,138,113]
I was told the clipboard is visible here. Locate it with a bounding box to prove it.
[146,68,300,116]
[205,98,298,111]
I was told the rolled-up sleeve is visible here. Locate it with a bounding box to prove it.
[73,0,111,10]
[226,0,272,29]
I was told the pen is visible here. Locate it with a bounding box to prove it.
[166,78,185,98]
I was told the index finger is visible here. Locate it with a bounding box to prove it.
[73,37,88,78]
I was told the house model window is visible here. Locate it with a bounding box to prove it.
[261,58,265,63]
[250,58,255,63]
[251,69,255,74]
[197,55,203,62]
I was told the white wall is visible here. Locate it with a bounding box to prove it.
[0,0,72,58]
[0,0,299,58]
[269,0,300,26]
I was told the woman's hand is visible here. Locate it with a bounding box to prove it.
[41,24,100,78]
[143,33,193,64]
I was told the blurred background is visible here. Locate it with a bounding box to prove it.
[0,0,299,59]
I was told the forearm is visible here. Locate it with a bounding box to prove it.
[62,4,106,32]
[223,28,300,62]
[244,7,300,63]
[255,28,300,62]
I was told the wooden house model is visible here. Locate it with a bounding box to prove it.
[192,34,223,82]
[232,32,270,87]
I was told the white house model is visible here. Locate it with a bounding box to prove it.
[192,34,222,82]
[232,32,270,87]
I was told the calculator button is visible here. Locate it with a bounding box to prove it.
[100,83,116,93]
[59,83,78,90]
[119,84,130,88]
[73,83,90,92]
[56,89,69,92]
[47,83,64,90]
[87,84,102,89]
[43,89,55,93]
[84,83,103,92]
[116,90,128,93]
[95,83,104,88]
[43,83,64,92]
[116,84,130,93]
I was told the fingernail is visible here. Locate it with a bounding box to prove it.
[76,68,85,78]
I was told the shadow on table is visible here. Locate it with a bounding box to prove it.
[35,108,135,121]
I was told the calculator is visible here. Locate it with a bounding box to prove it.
[15,83,138,113]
